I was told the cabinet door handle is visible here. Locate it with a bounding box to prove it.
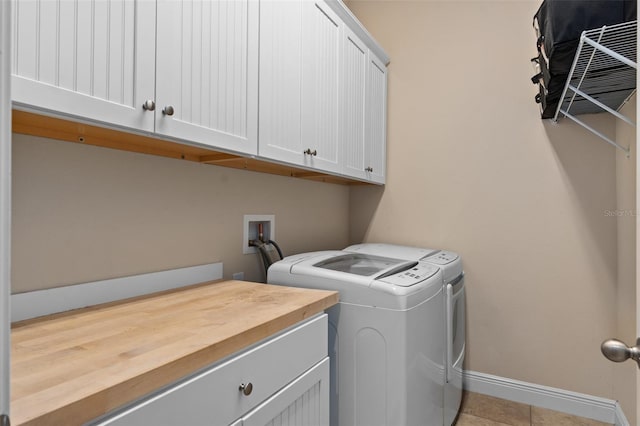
[142,100,155,111]
[239,382,253,396]
[365,166,374,172]
[162,105,175,116]
[303,148,317,156]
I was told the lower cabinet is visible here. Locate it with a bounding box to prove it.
[89,314,329,426]
[240,358,329,426]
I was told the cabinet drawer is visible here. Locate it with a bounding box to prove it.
[92,314,328,426]
[243,357,330,426]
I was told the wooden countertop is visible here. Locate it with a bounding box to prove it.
[11,280,339,426]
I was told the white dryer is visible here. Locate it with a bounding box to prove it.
[268,251,446,426]
[344,244,465,426]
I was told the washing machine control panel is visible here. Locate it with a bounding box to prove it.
[422,250,458,265]
[378,263,440,287]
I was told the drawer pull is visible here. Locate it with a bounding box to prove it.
[303,148,317,156]
[239,382,253,396]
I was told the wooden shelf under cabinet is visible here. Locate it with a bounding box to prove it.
[12,110,371,186]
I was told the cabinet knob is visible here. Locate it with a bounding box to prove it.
[239,382,253,396]
[142,100,155,111]
[365,167,374,172]
[303,148,317,156]
[162,105,175,116]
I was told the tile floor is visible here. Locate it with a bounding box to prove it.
[454,392,613,426]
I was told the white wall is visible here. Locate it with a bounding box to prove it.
[347,0,623,401]
[11,134,350,292]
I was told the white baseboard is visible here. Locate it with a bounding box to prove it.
[11,262,223,322]
[615,402,630,426]
[463,370,628,425]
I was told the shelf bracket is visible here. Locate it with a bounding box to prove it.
[558,109,631,155]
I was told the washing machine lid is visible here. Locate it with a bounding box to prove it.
[344,243,463,284]
[313,253,408,277]
[345,243,439,261]
[293,253,439,288]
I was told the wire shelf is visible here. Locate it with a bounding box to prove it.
[554,20,637,154]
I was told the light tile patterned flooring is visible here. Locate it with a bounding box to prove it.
[454,392,613,426]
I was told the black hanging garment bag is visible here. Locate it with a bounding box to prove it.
[531,0,636,119]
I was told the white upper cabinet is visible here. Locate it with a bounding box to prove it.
[339,20,387,183]
[12,0,258,155]
[12,0,387,183]
[155,0,259,155]
[365,53,387,184]
[259,0,342,173]
[300,1,341,173]
[12,0,156,132]
[258,0,303,164]
[261,0,388,182]
[341,28,368,181]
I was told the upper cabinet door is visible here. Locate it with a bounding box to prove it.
[259,0,341,173]
[155,0,259,155]
[366,53,387,184]
[258,0,303,164]
[341,29,387,184]
[341,27,368,181]
[12,0,156,132]
[300,0,341,173]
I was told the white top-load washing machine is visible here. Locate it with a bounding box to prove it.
[344,244,465,426]
[268,251,446,426]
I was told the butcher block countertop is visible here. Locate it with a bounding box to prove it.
[11,280,339,426]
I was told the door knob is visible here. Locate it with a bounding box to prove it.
[601,338,640,368]
[162,105,175,116]
[142,100,155,111]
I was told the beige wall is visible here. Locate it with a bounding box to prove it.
[11,134,350,293]
[347,0,623,400]
[637,87,640,425]
[614,98,636,424]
